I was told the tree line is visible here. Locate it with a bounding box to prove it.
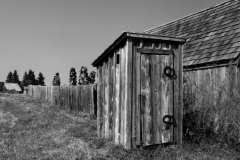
[6,70,45,87]
[53,66,96,86]
[5,66,95,87]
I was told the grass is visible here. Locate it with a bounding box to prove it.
[0,93,95,159]
[0,93,239,160]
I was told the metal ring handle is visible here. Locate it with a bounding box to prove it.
[163,115,177,127]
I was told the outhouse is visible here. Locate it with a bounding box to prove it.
[92,32,186,149]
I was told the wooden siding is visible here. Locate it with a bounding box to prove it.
[183,65,238,102]
[28,85,97,116]
[97,40,133,148]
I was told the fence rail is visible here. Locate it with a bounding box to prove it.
[28,84,97,116]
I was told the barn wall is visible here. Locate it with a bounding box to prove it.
[183,64,240,140]
[183,65,238,103]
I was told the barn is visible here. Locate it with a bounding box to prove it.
[144,0,240,141]
[144,0,240,96]
[2,83,22,94]
[92,32,186,149]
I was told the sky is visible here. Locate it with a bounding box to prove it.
[0,0,226,85]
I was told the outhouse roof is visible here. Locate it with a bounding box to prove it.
[92,32,186,67]
[144,0,240,68]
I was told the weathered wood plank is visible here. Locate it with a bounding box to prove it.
[75,86,78,113]
[126,38,132,149]
[79,85,82,112]
[136,45,141,146]
[80,86,82,111]
[169,54,174,142]
[109,54,114,139]
[132,44,137,147]
[120,46,125,145]
[80,86,83,112]
[115,50,120,144]
[151,55,157,144]
[88,85,91,113]
[83,85,86,112]
[73,86,76,112]
[62,86,65,109]
[59,86,62,108]
[45,86,48,102]
[47,86,49,102]
[155,55,162,144]
[51,86,54,105]
[84,86,87,112]
[69,86,72,110]
[97,66,102,137]
[85,85,88,113]
[161,55,171,143]
[178,44,183,146]
[72,86,74,111]
[65,86,67,110]
[105,59,109,138]
[101,62,106,137]
[112,51,116,141]
[90,85,94,116]
[173,47,179,144]
[85,85,89,113]
[141,54,152,146]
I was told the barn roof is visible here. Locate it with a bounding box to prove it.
[4,83,22,92]
[144,0,240,68]
[92,32,185,67]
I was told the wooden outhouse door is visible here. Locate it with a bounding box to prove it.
[138,49,175,146]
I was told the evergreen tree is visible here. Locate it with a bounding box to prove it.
[78,66,96,85]
[88,71,96,84]
[69,67,77,85]
[12,70,20,84]
[78,66,88,85]
[52,73,61,86]
[37,72,45,86]
[22,71,28,86]
[27,69,38,85]
[6,71,13,83]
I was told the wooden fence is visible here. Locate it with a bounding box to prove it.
[28,84,97,116]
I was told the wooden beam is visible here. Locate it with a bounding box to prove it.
[137,48,174,55]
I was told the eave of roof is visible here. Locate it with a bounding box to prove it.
[144,0,240,68]
[92,32,186,67]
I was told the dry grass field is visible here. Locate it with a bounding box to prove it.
[0,93,239,160]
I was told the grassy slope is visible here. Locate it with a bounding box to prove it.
[0,94,239,160]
